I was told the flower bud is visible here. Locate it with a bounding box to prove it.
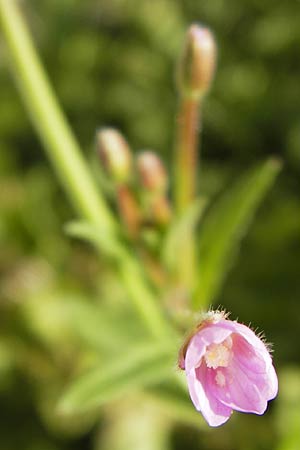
[177,24,216,99]
[96,128,132,183]
[136,151,168,193]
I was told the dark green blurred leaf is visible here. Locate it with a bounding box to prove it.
[194,158,281,307]
[276,367,300,450]
[65,220,123,259]
[147,374,203,428]
[162,197,207,273]
[58,341,176,414]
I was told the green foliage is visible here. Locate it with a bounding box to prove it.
[194,158,281,307]
[162,197,207,273]
[58,341,175,414]
[65,220,124,259]
[147,376,204,428]
[0,1,299,450]
[275,368,300,450]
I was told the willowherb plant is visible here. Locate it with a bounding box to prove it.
[0,0,279,443]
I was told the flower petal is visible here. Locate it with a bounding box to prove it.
[185,324,232,373]
[187,362,232,427]
[207,359,268,414]
[218,320,273,365]
[232,334,278,400]
[233,333,267,373]
[265,363,278,400]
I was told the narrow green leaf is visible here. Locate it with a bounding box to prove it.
[194,158,281,307]
[65,221,124,259]
[162,197,207,272]
[147,373,204,428]
[66,296,145,352]
[65,221,175,340]
[58,342,175,414]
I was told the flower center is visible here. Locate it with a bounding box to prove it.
[204,337,232,369]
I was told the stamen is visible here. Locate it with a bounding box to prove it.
[204,341,232,369]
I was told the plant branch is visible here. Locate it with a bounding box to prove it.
[173,96,202,292]
[174,96,201,214]
[0,0,114,230]
[0,0,174,340]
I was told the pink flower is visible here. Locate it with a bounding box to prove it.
[179,311,278,427]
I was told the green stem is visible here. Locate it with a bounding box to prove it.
[118,254,174,340]
[66,221,175,339]
[0,0,114,230]
[0,0,173,340]
[173,95,202,292]
[174,96,201,214]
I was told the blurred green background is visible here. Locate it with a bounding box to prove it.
[0,0,300,449]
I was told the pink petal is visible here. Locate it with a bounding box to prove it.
[187,362,232,427]
[207,360,268,414]
[185,324,232,373]
[232,334,278,400]
[265,363,278,400]
[233,333,267,373]
[218,320,272,364]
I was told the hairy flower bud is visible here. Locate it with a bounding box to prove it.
[96,128,132,183]
[136,151,168,193]
[177,24,216,99]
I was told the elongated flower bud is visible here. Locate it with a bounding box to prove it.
[136,151,168,194]
[177,24,216,99]
[96,128,132,183]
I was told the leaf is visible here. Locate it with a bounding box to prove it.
[194,158,281,307]
[162,197,207,272]
[275,368,300,450]
[65,221,174,340]
[64,221,124,259]
[58,341,176,414]
[147,373,204,428]
[67,297,145,353]
[98,394,172,450]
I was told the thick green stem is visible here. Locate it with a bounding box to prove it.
[0,0,173,340]
[0,0,114,230]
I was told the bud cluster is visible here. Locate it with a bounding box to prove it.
[96,129,172,237]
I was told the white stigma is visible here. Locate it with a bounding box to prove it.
[204,337,232,369]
